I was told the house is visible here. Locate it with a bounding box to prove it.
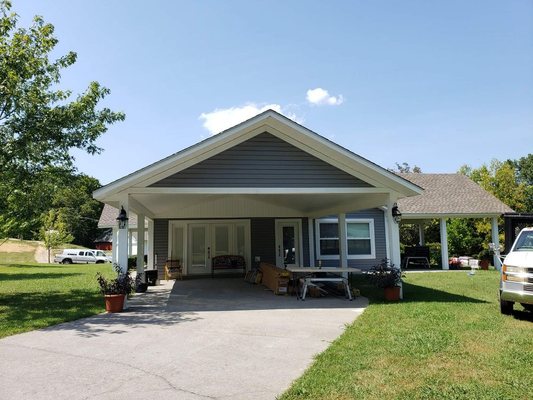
[94,110,422,277]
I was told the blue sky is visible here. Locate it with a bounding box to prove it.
[15,1,533,184]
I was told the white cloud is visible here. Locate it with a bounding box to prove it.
[306,88,344,106]
[199,103,302,135]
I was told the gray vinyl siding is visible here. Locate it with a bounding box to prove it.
[316,208,386,270]
[153,219,169,279]
[150,132,372,188]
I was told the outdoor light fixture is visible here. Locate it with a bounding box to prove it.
[116,206,129,229]
[391,203,402,223]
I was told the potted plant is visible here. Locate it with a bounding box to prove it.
[135,273,148,293]
[369,259,403,301]
[96,264,135,312]
[477,248,491,270]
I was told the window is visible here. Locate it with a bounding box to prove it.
[316,218,375,259]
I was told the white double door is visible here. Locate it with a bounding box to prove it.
[171,220,249,275]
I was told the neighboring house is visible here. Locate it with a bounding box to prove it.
[94,228,113,251]
[94,110,421,277]
[94,110,511,278]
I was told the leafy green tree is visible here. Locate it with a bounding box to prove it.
[512,154,533,212]
[390,162,422,173]
[39,209,74,263]
[0,1,124,239]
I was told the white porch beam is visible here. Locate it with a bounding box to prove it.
[137,214,145,279]
[117,198,129,274]
[491,216,500,270]
[127,196,155,219]
[440,218,449,270]
[338,213,348,275]
[128,230,133,257]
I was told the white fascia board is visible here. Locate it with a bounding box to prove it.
[266,114,422,196]
[124,187,390,195]
[93,116,271,201]
[401,213,504,219]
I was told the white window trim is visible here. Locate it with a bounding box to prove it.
[315,218,376,260]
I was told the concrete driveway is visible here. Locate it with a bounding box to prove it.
[0,278,367,400]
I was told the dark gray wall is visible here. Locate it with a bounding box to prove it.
[150,132,372,188]
[153,219,169,278]
[316,208,386,270]
[250,218,275,267]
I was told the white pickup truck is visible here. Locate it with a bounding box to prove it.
[500,227,533,314]
[54,249,111,264]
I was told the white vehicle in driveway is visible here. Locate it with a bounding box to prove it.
[500,227,533,314]
[54,249,111,264]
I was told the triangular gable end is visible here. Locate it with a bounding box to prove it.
[149,132,373,188]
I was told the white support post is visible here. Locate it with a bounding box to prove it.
[338,213,348,277]
[117,198,129,274]
[137,214,145,279]
[418,223,425,246]
[308,218,315,267]
[491,216,500,270]
[128,230,133,257]
[147,219,154,269]
[440,218,449,270]
[111,227,118,264]
[386,196,402,298]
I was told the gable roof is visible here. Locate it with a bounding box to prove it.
[94,110,422,201]
[397,173,514,218]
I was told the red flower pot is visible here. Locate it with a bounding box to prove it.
[104,294,125,313]
[384,286,401,301]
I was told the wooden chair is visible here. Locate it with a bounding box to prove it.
[164,259,182,280]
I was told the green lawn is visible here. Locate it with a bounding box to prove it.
[281,271,533,400]
[0,262,115,338]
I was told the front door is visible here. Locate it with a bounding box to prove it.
[275,219,302,268]
[188,224,209,274]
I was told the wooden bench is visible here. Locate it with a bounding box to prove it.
[211,255,246,278]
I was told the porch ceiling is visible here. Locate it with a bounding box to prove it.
[123,191,391,219]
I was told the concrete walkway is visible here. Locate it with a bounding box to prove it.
[0,278,367,400]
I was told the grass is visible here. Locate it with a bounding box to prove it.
[0,262,115,338]
[281,270,533,400]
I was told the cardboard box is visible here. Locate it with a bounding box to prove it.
[259,262,290,295]
[308,285,322,298]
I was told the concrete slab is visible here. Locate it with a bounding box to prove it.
[0,278,367,400]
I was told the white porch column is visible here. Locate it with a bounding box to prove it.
[147,219,154,269]
[308,218,315,267]
[111,227,118,264]
[128,230,133,257]
[491,216,500,270]
[385,197,402,297]
[440,218,449,270]
[137,214,145,278]
[117,198,129,274]
[338,213,348,277]
[418,223,425,246]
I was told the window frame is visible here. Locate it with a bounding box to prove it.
[315,218,376,260]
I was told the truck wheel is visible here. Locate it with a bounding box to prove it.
[500,299,513,315]
[96,260,104,264]
[521,303,533,312]
[62,259,72,265]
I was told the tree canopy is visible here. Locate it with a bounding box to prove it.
[0,1,124,243]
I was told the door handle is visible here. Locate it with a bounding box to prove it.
[278,245,281,257]
[207,247,211,259]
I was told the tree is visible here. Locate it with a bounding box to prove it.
[0,1,124,239]
[512,154,533,212]
[39,210,73,263]
[390,162,422,173]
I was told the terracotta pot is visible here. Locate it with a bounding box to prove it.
[384,286,401,301]
[479,260,490,270]
[104,294,125,313]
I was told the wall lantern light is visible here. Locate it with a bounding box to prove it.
[116,206,129,229]
[392,203,402,224]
